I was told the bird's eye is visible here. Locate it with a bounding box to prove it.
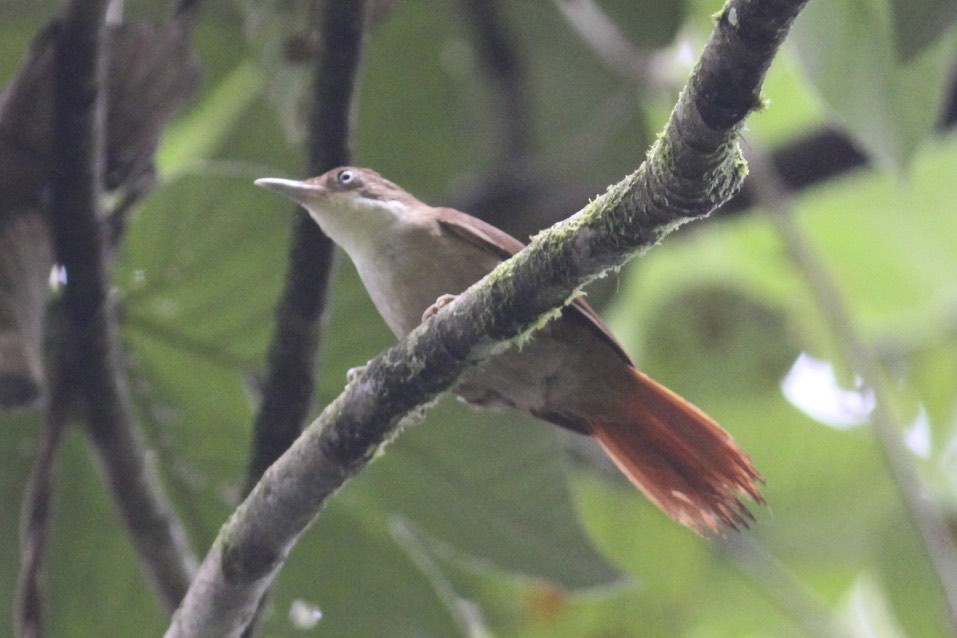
[337,169,355,185]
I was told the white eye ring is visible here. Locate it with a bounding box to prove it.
[337,170,355,184]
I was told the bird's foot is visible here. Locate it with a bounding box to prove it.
[346,364,367,384]
[421,293,458,323]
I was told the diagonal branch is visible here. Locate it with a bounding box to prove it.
[165,1,810,636]
[49,0,196,612]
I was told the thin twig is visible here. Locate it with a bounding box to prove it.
[746,140,957,634]
[243,0,367,493]
[166,2,810,636]
[14,321,74,638]
[172,0,201,26]
[460,0,531,160]
[50,0,196,612]
[14,418,69,638]
[715,534,850,638]
[552,0,654,88]
[239,3,367,635]
[451,0,545,238]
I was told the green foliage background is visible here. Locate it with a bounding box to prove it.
[1,0,956,636]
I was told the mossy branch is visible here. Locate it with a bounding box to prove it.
[165,1,810,636]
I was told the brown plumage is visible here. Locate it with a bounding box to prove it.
[256,167,763,534]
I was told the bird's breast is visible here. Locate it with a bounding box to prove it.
[352,223,500,338]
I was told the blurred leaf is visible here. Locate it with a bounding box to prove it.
[352,400,623,589]
[240,0,316,144]
[795,137,957,340]
[887,0,957,61]
[875,515,950,637]
[49,433,167,636]
[611,136,957,371]
[262,505,464,638]
[120,174,287,366]
[157,61,263,177]
[789,0,953,171]
[748,49,826,145]
[356,0,494,189]
[599,0,688,48]
[572,473,836,637]
[640,285,798,398]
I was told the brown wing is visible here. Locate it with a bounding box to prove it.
[436,208,634,367]
[436,207,525,258]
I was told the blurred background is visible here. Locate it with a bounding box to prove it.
[1,0,956,636]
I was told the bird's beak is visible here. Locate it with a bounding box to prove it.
[254,177,324,203]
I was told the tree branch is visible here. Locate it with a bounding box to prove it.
[0,10,199,407]
[49,0,196,612]
[166,1,810,635]
[239,4,367,634]
[243,0,366,494]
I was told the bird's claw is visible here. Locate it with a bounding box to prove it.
[346,364,367,384]
[421,293,458,323]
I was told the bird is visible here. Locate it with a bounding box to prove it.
[255,166,763,534]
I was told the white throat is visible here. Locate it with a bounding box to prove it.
[305,194,413,262]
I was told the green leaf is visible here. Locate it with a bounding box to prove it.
[263,505,464,638]
[639,285,798,398]
[887,0,957,61]
[49,434,168,637]
[590,0,688,48]
[157,61,264,177]
[120,173,288,368]
[352,400,623,589]
[789,0,953,171]
[875,515,951,638]
[610,136,957,369]
[596,128,957,638]
[239,0,315,144]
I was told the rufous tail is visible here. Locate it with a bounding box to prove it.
[590,369,763,535]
